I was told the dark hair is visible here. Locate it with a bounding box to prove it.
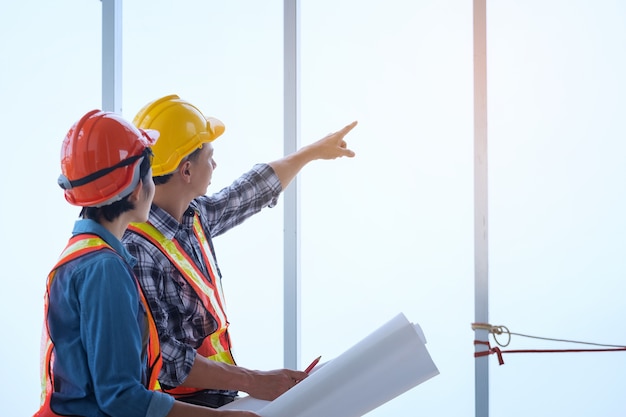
[80,154,152,222]
[153,146,203,186]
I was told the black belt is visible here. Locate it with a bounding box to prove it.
[175,391,237,408]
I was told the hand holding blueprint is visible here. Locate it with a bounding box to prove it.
[220,312,439,417]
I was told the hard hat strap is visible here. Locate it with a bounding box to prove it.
[58,147,152,190]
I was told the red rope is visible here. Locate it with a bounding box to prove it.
[475,340,504,365]
[474,340,626,365]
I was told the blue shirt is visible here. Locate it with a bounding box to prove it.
[47,219,174,417]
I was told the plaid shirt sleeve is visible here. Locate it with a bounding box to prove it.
[195,163,282,237]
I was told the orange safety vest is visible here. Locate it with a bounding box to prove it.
[34,234,162,417]
[127,213,235,396]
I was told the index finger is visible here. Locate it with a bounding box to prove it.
[340,120,358,135]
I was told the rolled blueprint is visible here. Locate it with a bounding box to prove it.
[221,312,439,417]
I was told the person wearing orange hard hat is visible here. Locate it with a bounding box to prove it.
[35,109,260,417]
[122,94,357,408]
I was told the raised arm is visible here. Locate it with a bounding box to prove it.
[268,121,358,190]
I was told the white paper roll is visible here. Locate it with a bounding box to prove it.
[221,312,439,417]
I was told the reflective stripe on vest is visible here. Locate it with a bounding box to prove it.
[34,234,162,417]
[128,214,235,396]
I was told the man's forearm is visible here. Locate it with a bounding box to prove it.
[179,355,308,401]
[180,354,254,392]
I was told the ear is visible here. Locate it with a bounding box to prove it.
[128,180,143,202]
[178,160,193,183]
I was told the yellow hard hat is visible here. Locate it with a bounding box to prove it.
[133,94,225,176]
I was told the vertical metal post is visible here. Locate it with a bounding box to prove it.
[473,0,489,416]
[283,0,301,370]
[101,0,122,113]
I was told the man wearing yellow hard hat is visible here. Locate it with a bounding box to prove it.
[122,94,358,408]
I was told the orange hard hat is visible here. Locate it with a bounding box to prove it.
[58,110,159,207]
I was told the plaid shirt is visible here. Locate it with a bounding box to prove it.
[122,163,281,391]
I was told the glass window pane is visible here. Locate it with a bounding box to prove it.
[301,1,474,415]
[489,1,626,415]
